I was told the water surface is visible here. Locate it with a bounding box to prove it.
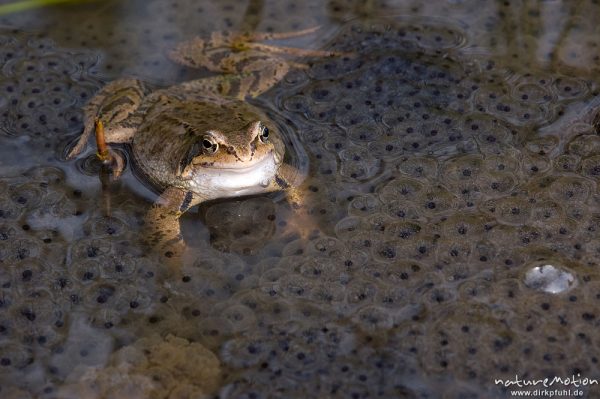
[1,1,600,398]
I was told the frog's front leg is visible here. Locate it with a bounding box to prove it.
[66,78,149,160]
[272,162,305,202]
[144,187,205,263]
[269,162,322,239]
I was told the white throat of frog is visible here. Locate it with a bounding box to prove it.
[181,151,281,195]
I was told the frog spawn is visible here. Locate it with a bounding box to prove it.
[0,168,229,396]
[0,29,101,144]
[276,18,594,189]
[219,322,426,399]
[0,168,81,385]
[208,17,600,398]
[3,12,600,399]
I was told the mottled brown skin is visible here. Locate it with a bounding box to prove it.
[66,29,328,262]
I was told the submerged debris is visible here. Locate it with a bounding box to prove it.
[58,333,221,399]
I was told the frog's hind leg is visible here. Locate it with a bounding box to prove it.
[239,42,337,58]
[169,26,338,74]
[244,26,322,41]
[176,59,291,100]
[67,78,149,159]
[231,27,336,57]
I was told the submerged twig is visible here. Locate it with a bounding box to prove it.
[94,118,124,178]
[94,118,111,163]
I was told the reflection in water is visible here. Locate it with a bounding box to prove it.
[2,1,600,398]
[524,263,577,294]
[239,0,264,33]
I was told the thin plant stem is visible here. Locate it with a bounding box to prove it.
[0,0,89,15]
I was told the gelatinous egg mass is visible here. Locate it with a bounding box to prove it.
[3,3,600,399]
[0,29,101,140]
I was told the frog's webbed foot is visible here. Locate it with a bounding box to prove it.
[67,111,96,160]
[270,162,322,239]
[144,187,204,266]
[66,78,148,160]
[284,186,322,241]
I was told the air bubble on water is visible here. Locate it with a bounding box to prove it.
[524,264,577,294]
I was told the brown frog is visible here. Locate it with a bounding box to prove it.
[67,28,333,260]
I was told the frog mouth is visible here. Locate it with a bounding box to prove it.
[182,151,279,180]
[197,151,280,172]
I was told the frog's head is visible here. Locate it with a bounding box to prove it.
[176,107,285,196]
[180,120,282,170]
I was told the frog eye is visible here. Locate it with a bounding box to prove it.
[259,125,269,143]
[202,137,219,154]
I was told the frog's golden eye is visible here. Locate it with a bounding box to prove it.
[259,125,269,143]
[202,136,219,154]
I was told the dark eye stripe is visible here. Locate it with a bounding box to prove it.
[180,142,201,173]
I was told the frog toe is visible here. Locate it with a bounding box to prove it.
[66,119,95,160]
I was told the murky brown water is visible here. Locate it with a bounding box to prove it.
[1,1,600,398]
